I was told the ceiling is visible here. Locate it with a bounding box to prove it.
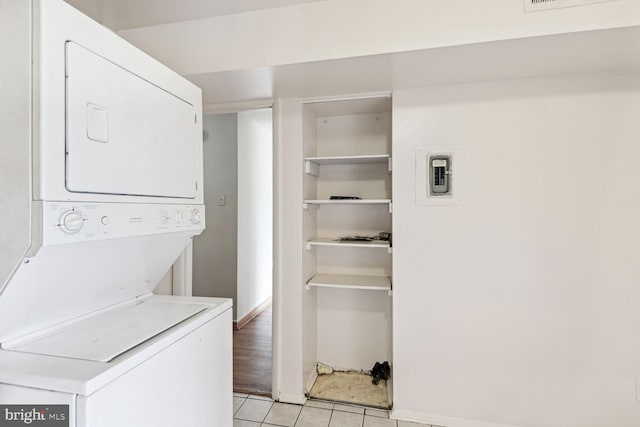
[64,0,329,31]
[188,25,640,106]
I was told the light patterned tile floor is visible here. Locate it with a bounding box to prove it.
[233,395,434,427]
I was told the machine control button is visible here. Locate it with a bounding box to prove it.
[160,211,170,225]
[191,209,202,224]
[100,216,110,225]
[60,211,84,234]
[175,212,183,224]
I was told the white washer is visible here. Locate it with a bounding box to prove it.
[0,296,232,427]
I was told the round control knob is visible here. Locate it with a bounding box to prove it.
[60,211,84,234]
[191,209,202,224]
[175,212,183,224]
[100,216,110,226]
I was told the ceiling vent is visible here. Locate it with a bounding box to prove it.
[525,0,619,12]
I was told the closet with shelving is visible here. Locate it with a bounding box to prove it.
[301,96,393,408]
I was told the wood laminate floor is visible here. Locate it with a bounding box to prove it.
[233,304,272,396]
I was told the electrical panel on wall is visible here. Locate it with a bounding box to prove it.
[415,145,465,206]
[429,155,452,196]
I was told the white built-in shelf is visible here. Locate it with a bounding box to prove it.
[306,273,392,294]
[305,154,391,176]
[303,199,392,212]
[304,199,390,204]
[306,238,392,253]
[305,154,389,165]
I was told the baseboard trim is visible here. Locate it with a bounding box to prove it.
[386,377,393,407]
[304,365,318,394]
[277,392,307,405]
[390,409,521,427]
[234,297,272,330]
[234,388,272,398]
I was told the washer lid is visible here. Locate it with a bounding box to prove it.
[5,300,207,362]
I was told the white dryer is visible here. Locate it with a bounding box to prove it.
[0,1,232,426]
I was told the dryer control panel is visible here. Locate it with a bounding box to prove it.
[42,202,205,246]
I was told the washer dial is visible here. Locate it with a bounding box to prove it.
[60,210,84,234]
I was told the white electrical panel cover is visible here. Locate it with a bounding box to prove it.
[65,42,197,199]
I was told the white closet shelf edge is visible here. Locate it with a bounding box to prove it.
[305,273,392,292]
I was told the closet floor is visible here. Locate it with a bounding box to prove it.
[309,371,391,409]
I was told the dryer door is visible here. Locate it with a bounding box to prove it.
[65,42,197,199]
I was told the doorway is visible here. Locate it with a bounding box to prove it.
[192,109,273,396]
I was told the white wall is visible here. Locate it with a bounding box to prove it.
[273,99,307,403]
[317,288,392,370]
[0,0,31,291]
[391,73,640,427]
[118,0,640,76]
[236,109,273,321]
[192,114,239,316]
[154,267,173,295]
[193,111,273,322]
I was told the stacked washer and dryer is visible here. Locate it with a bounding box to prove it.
[0,1,232,426]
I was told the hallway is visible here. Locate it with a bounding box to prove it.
[233,305,272,395]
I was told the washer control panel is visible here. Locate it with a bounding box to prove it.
[42,202,205,246]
